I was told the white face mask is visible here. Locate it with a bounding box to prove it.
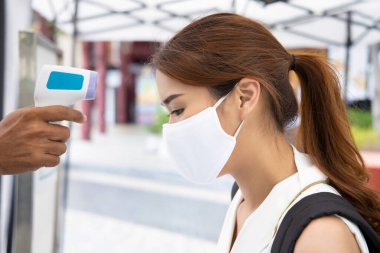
[162,92,244,184]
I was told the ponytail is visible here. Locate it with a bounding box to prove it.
[293,53,380,234]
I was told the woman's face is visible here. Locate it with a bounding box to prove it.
[156,70,218,124]
[156,69,245,177]
[156,69,264,178]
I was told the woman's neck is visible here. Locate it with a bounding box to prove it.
[230,132,297,212]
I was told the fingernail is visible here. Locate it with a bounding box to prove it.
[83,114,87,122]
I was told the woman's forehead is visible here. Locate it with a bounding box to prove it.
[155,70,209,99]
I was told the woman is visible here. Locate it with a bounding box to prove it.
[152,13,380,252]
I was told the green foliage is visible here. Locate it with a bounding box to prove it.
[348,108,373,129]
[147,107,169,134]
[348,108,380,149]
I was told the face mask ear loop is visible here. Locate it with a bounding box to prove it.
[234,120,244,138]
[214,80,242,109]
[214,94,229,108]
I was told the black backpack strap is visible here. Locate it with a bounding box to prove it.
[271,192,380,253]
[231,181,239,200]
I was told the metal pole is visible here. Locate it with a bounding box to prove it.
[0,0,6,120]
[0,0,5,249]
[71,1,79,67]
[371,43,380,132]
[59,0,80,252]
[344,11,352,103]
[231,0,236,13]
[81,42,93,140]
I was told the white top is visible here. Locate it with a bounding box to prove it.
[217,146,369,253]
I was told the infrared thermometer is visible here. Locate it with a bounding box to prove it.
[34,65,98,107]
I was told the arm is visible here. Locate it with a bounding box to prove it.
[294,216,361,253]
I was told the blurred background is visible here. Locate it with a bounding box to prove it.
[0,1,380,253]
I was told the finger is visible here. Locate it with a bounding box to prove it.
[44,124,71,142]
[35,106,86,123]
[43,141,67,156]
[41,154,60,168]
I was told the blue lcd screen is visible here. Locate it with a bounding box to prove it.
[46,71,84,90]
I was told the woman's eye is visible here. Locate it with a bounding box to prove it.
[170,108,184,116]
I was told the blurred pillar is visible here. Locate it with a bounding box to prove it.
[35,13,55,42]
[117,42,158,124]
[368,168,380,195]
[126,72,136,123]
[117,43,137,123]
[362,151,380,195]
[117,43,129,123]
[81,42,93,140]
[95,42,107,133]
[371,43,380,132]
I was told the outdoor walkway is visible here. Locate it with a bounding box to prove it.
[63,124,380,253]
[63,124,233,253]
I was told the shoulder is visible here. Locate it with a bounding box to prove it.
[294,215,361,253]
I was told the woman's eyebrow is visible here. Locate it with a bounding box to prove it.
[161,94,184,106]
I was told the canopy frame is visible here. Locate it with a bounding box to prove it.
[37,0,380,101]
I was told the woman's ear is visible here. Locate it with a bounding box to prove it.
[235,77,261,119]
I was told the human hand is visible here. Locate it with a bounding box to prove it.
[0,106,86,175]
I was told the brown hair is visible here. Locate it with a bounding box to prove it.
[152,13,380,233]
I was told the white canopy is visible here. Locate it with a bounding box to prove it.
[31,0,380,48]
